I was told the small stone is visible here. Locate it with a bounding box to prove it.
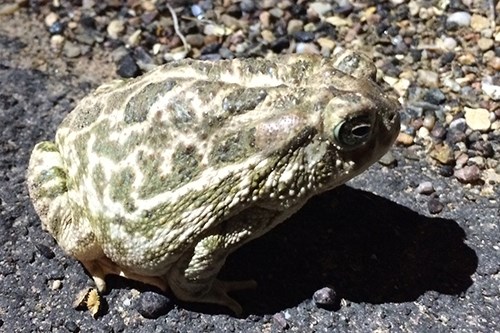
[457,53,476,65]
[185,34,204,48]
[107,19,125,39]
[317,37,335,51]
[482,76,500,101]
[259,11,271,28]
[464,107,491,131]
[449,118,467,132]
[272,312,289,329]
[261,30,275,43]
[0,3,19,15]
[117,54,140,78]
[268,7,284,18]
[478,38,494,51]
[127,30,142,47]
[240,0,256,12]
[309,2,333,16]
[440,36,457,50]
[446,11,471,26]
[287,19,304,35]
[439,165,454,177]
[416,181,434,195]
[35,242,55,259]
[428,198,444,214]
[45,12,59,27]
[396,132,414,145]
[378,151,397,166]
[488,57,500,71]
[64,321,79,333]
[49,21,64,35]
[423,89,446,105]
[417,70,439,88]
[454,165,481,183]
[50,35,65,51]
[136,292,173,319]
[295,42,320,54]
[63,42,81,58]
[293,31,315,43]
[470,14,491,31]
[417,126,430,139]
[430,143,455,165]
[423,114,436,130]
[51,280,62,290]
[313,287,337,307]
[469,156,485,168]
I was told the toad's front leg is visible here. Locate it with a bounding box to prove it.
[166,206,288,315]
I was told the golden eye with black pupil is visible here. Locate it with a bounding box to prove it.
[333,114,372,148]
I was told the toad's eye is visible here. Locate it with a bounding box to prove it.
[333,114,372,148]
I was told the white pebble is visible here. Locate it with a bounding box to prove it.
[446,12,471,27]
[464,107,491,131]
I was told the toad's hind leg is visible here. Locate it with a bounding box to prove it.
[27,142,104,282]
[27,142,167,292]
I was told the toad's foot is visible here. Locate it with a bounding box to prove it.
[81,258,168,293]
[172,278,257,316]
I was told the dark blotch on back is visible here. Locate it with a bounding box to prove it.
[222,88,268,114]
[124,81,176,123]
[210,128,257,165]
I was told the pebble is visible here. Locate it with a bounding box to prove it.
[45,12,59,27]
[417,70,439,88]
[439,165,454,177]
[487,57,500,71]
[0,3,19,15]
[378,151,397,166]
[464,107,491,131]
[287,19,304,35]
[478,38,494,51]
[185,34,205,48]
[268,7,284,18]
[482,76,500,101]
[428,198,444,214]
[261,30,275,43]
[446,11,471,27]
[422,114,436,130]
[423,89,446,105]
[117,54,140,78]
[49,22,64,35]
[470,14,491,31]
[135,292,172,319]
[313,287,337,308]
[294,31,315,43]
[107,19,125,39]
[430,143,455,165]
[240,0,256,13]
[308,2,333,16]
[295,42,320,54]
[273,312,289,329]
[416,181,434,195]
[63,42,81,58]
[317,37,336,51]
[51,280,62,290]
[396,132,414,146]
[454,165,481,183]
[50,34,65,51]
[449,118,467,132]
[64,321,79,333]
[469,156,485,168]
[35,242,55,259]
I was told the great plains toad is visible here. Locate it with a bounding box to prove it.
[27,50,401,314]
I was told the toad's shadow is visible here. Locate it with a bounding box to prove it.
[216,185,478,315]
